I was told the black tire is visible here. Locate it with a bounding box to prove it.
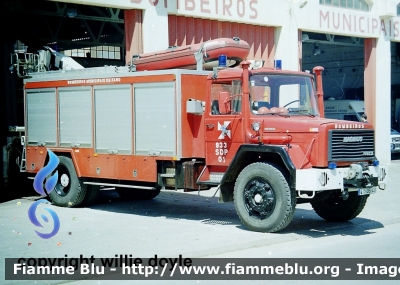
[234,162,296,233]
[116,187,160,200]
[311,192,369,222]
[49,156,87,207]
[82,185,100,206]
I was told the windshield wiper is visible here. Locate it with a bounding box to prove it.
[288,109,315,117]
[265,112,291,118]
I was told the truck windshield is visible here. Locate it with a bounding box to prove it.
[249,74,319,116]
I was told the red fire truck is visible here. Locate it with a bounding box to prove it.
[11,38,387,232]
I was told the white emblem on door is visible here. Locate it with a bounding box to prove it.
[218,121,231,139]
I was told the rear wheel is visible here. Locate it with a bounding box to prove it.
[116,187,160,200]
[311,192,369,222]
[234,163,296,233]
[49,156,87,207]
[82,185,100,206]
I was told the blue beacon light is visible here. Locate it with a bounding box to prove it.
[328,162,337,169]
[218,55,227,67]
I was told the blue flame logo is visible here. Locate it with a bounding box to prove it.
[29,149,60,239]
[33,150,59,196]
[28,199,60,239]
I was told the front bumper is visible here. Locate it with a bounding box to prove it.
[295,165,387,192]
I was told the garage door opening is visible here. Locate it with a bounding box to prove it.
[302,32,364,101]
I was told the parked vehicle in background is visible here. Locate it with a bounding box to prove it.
[324,99,365,122]
[391,129,400,153]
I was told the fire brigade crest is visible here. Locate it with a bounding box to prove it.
[218,121,231,139]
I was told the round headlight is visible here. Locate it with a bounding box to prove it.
[252,122,261,132]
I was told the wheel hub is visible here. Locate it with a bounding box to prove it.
[244,179,275,219]
[254,193,263,204]
[55,167,71,197]
[60,174,70,187]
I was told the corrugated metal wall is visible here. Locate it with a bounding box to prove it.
[168,15,275,67]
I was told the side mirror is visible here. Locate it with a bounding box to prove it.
[218,91,230,114]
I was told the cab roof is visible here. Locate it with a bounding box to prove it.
[207,66,316,80]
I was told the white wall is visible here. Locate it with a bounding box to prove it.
[50,0,400,42]
[274,3,301,71]
[142,5,169,52]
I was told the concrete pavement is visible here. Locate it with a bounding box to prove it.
[1,159,399,284]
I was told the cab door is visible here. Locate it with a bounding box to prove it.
[204,81,244,168]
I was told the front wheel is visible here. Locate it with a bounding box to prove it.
[234,163,296,233]
[310,192,368,222]
[49,156,87,207]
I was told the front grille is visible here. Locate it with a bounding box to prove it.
[328,130,375,161]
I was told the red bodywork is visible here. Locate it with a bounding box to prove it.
[23,46,375,187]
[24,72,208,183]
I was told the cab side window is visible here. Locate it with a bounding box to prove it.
[210,81,242,115]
